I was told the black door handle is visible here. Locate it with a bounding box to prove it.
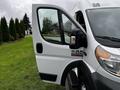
[36,43,43,53]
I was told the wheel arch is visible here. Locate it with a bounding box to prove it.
[61,60,92,86]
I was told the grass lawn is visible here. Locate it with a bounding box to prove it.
[0,36,64,90]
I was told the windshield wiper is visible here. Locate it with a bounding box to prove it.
[96,36,120,42]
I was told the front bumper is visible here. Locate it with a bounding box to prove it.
[92,72,120,90]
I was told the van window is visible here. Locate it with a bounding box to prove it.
[87,8,120,48]
[76,11,86,30]
[38,9,61,44]
[37,8,80,45]
[62,14,77,44]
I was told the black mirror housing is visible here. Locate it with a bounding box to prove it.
[69,30,87,49]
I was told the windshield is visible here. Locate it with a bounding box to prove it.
[87,8,120,48]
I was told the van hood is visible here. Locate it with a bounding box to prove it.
[101,46,120,55]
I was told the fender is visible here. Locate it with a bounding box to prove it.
[61,60,95,86]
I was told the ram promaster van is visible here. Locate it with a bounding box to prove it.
[32,0,120,90]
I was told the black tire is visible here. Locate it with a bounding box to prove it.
[65,76,72,90]
[78,67,95,90]
[65,70,79,90]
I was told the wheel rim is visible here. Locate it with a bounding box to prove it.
[81,84,86,90]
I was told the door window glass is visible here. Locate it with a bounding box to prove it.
[62,14,78,44]
[38,9,61,44]
[38,8,80,45]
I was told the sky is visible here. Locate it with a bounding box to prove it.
[0,0,120,22]
[0,0,80,22]
[0,0,32,21]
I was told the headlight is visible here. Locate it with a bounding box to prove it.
[95,46,120,77]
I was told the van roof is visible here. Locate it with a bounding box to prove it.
[81,0,120,9]
[91,0,120,7]
[71,0,120,13]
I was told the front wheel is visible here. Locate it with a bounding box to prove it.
[78,67,95,90]
[65,74,87,90]
[65,70,79,90]
[65,76,72,90]
[65,69,95,90]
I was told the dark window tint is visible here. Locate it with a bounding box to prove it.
[76,11,86,30]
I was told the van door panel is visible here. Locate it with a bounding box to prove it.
[32,4,85,84]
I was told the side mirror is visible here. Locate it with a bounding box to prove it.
[69,30,87,49]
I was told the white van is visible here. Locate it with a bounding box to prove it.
[32,0,120,90]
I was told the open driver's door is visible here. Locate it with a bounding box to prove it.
[32,4,86,84]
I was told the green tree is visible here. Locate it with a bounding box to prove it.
[23,13,31,31]
[9,18,16,41]
[0,20,2,44]
[19,20,25,38]
[15,18,21,39]
[42,17,53,34]
[0,17,9,42]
